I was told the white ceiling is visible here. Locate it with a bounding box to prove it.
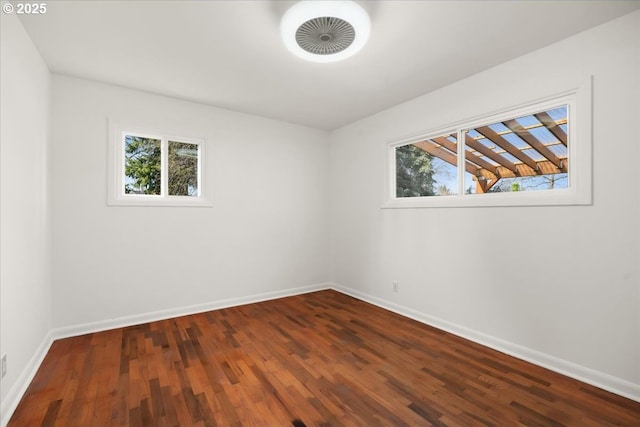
[18,0,640,130]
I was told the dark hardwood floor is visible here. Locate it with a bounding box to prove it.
[8,290,640,426]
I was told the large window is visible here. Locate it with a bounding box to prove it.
[108,123,210,206]
[387,89,591,208]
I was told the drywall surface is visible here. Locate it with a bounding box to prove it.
[50,76,330,328]
[329,11,640,389]
[0,12,52,413]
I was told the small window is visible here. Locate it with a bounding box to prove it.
[386,85,591,208]
[108,122,210,207]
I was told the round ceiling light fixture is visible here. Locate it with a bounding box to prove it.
[281,1,371,63]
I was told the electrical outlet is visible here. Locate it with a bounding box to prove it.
[392,281,399,293]
[1,354,6,379]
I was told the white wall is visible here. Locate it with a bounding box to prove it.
[50,76,331,330]
[329,10,640,398]
[0,13,52,420]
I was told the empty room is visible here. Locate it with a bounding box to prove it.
[1,0,640,425]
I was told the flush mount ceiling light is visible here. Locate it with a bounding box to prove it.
[281,1,371,63]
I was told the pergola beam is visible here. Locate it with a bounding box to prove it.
[475,126,540,171]
[502,119,566,172]
[431,136,500,176]
[413,140,480,177]
[464,134,519,174]
[413,139,501,194]
[534,111,567,146]
[463,150,500,176]
[431,136,458,155]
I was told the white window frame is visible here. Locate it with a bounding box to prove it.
[108,120,212,207]
[384,81,592,208]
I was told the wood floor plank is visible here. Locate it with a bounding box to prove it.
[7,290,640,426]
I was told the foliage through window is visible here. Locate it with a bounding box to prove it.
[124,135,161,195]
[168,141,199,196]
[123,134,200,198]
[396,133,458,197]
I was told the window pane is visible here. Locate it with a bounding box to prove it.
[124,135,161,195]
[396,133,458,197]
[168,141,199,196]
[463,105,568,194]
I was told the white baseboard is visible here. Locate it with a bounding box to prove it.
[330,282,640,403]
[1,332,54,427]
[52,282,332,340]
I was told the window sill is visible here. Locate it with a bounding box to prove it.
[382,188,591,209]
[107,195,213,207]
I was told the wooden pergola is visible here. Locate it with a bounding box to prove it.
[413,110,568,193]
